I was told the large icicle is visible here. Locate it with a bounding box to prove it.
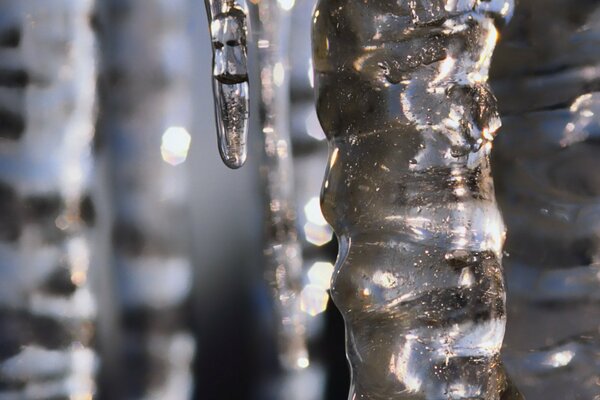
[205,0,250,169]
[250,0,309,372]
[96,0,195,398]
[491,1,600,399]
[0,0,98,398]
[312,0,521,398]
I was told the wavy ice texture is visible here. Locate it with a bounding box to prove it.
[205,0,250,169]
[312,0,523,398]
[96,0,195,398]
[491,1,600,399]
[250,0,310,371]
[0,0,97,398]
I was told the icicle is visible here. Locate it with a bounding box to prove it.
[205,0,250,169]
[96,0,195,398]
[312,0,522,398]
[0,0,97,398]
[250,0,310,371]
[491,1,600,399]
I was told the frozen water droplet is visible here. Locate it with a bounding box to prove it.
[206,0,250,169]
[213,81,248,168]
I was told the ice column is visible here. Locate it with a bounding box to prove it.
[492,1,600,399]
[312,0,520,398]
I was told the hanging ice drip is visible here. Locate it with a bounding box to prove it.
[249,0,310,372]
[491,1,600,398]
[312,0,522,398]
[0,0,97,398]
[205,0,250,169]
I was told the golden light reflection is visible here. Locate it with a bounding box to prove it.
[70,393,94,400]
[71,395,93,400]
[161,127,192,166]
[329,147,339,169]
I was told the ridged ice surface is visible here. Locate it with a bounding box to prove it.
[491,1,600,399]
[312,0,521,398]
[205,0,250,168]
[251,0,309,371]
[96,0,195,398]
[0,0,97,398]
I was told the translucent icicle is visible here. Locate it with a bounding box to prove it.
[491,1,600,399]
[96,0,195,398]
[312,0,522,398]
[0,1,97,398]
[250,0,309,371]
[205,0,250,169]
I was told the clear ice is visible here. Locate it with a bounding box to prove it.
[312,0,522,398]
[0,0,97,398]
[205,0,250,169]
[491,1,600,398]
[251,0,310,371]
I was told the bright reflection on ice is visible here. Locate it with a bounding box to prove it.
[308,262,335,290]
[277,0,295,11]
[303,223,333,246]
[305,110,326,140]
[273,62,285,87]
[161,127,192,166]
[296,356,310,369]
[544,350,575,368]
[304,197,327,226]
[300,284,329,316]
[308,58,314,88]
[303,197,333,246]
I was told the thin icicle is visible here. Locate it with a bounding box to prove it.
[250,0,310,371]
[0,0,98,398]
[312,0,522,398]
[205,0,250,169]
[96,0,195,398]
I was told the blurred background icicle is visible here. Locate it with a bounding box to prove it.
[258,0,346,398]
[205,0,250,169]
[249,0,309,373]
[491,1,600,399]
[312,0,522,398]
[95,0,195,398]
[0,0,98,398]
